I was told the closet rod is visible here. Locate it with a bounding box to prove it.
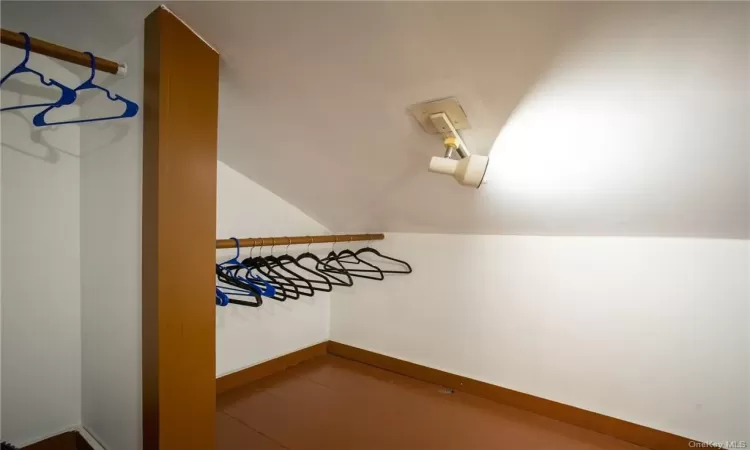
[0,29,125,75]
[216,233,385,249]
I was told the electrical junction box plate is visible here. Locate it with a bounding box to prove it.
[408,97,471,134]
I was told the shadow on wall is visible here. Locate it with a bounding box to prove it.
[1,55,134,163]
[1,0,150,163]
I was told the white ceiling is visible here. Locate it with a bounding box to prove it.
[170,1,748,239]
[4,2,748,238]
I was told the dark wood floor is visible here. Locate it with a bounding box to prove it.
[21,431,93,450]
[217,355,647,450]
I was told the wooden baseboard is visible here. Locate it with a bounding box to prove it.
[216,342,329,394]
[327,341,693,450]
[22,431,94,450]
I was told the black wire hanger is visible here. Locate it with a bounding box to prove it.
[242,239,300,300]
[271,237,333,293]
[353,237,412,274]
[258,239,315,297]
[297,236,353,287]
[319,235,384,280]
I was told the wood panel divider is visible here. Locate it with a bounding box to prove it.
[142,6,219,450]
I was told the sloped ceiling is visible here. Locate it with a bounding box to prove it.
[173,1,747,238]
[4,2,748,238]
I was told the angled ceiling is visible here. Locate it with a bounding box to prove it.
[169,1,747,238]
[4,2,748,238]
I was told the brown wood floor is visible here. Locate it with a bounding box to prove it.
[217,355,648,450]
[21,431,93,450]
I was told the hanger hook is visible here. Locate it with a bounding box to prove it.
[230,237,240,261]
[19,32,31,66]
[307,236,313,253]
[286,237,292,254]
[83,51,115,101]
[83,51,97,84]
[270,238,276,256]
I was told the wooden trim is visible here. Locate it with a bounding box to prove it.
[327,341,693,450]
[217,342,329,394]
[22,431,94,450]
[142,6,219,450]
[1,28,122,74]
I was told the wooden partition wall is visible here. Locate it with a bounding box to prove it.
[142,6,220,450]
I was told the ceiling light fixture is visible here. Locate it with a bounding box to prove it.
[427,113,489,188]
[409,98,489,189]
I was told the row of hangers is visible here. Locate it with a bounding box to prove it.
[0,32,139,126]
[216,237,412,307]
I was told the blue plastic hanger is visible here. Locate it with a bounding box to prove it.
[218,238,276,297]
[217,255,265,307]
[32,51,139,126]
[215,285,262,308]
[217,260,265,299]
[216,287,230,307]
[216,244,265,307]
[0,32,77,112]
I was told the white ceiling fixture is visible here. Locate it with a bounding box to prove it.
[409,97,489,189]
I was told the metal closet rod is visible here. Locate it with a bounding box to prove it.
[0,28,125,75]
[216,233,385,249]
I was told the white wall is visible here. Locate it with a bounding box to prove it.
[1,4,146,447]
[1,47,83,446]
[216,160,330,377]
[331,233,750,444]
[79,34,143,450]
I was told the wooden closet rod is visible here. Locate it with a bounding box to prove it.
[0,29,124,75]
[216,233,385,249]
